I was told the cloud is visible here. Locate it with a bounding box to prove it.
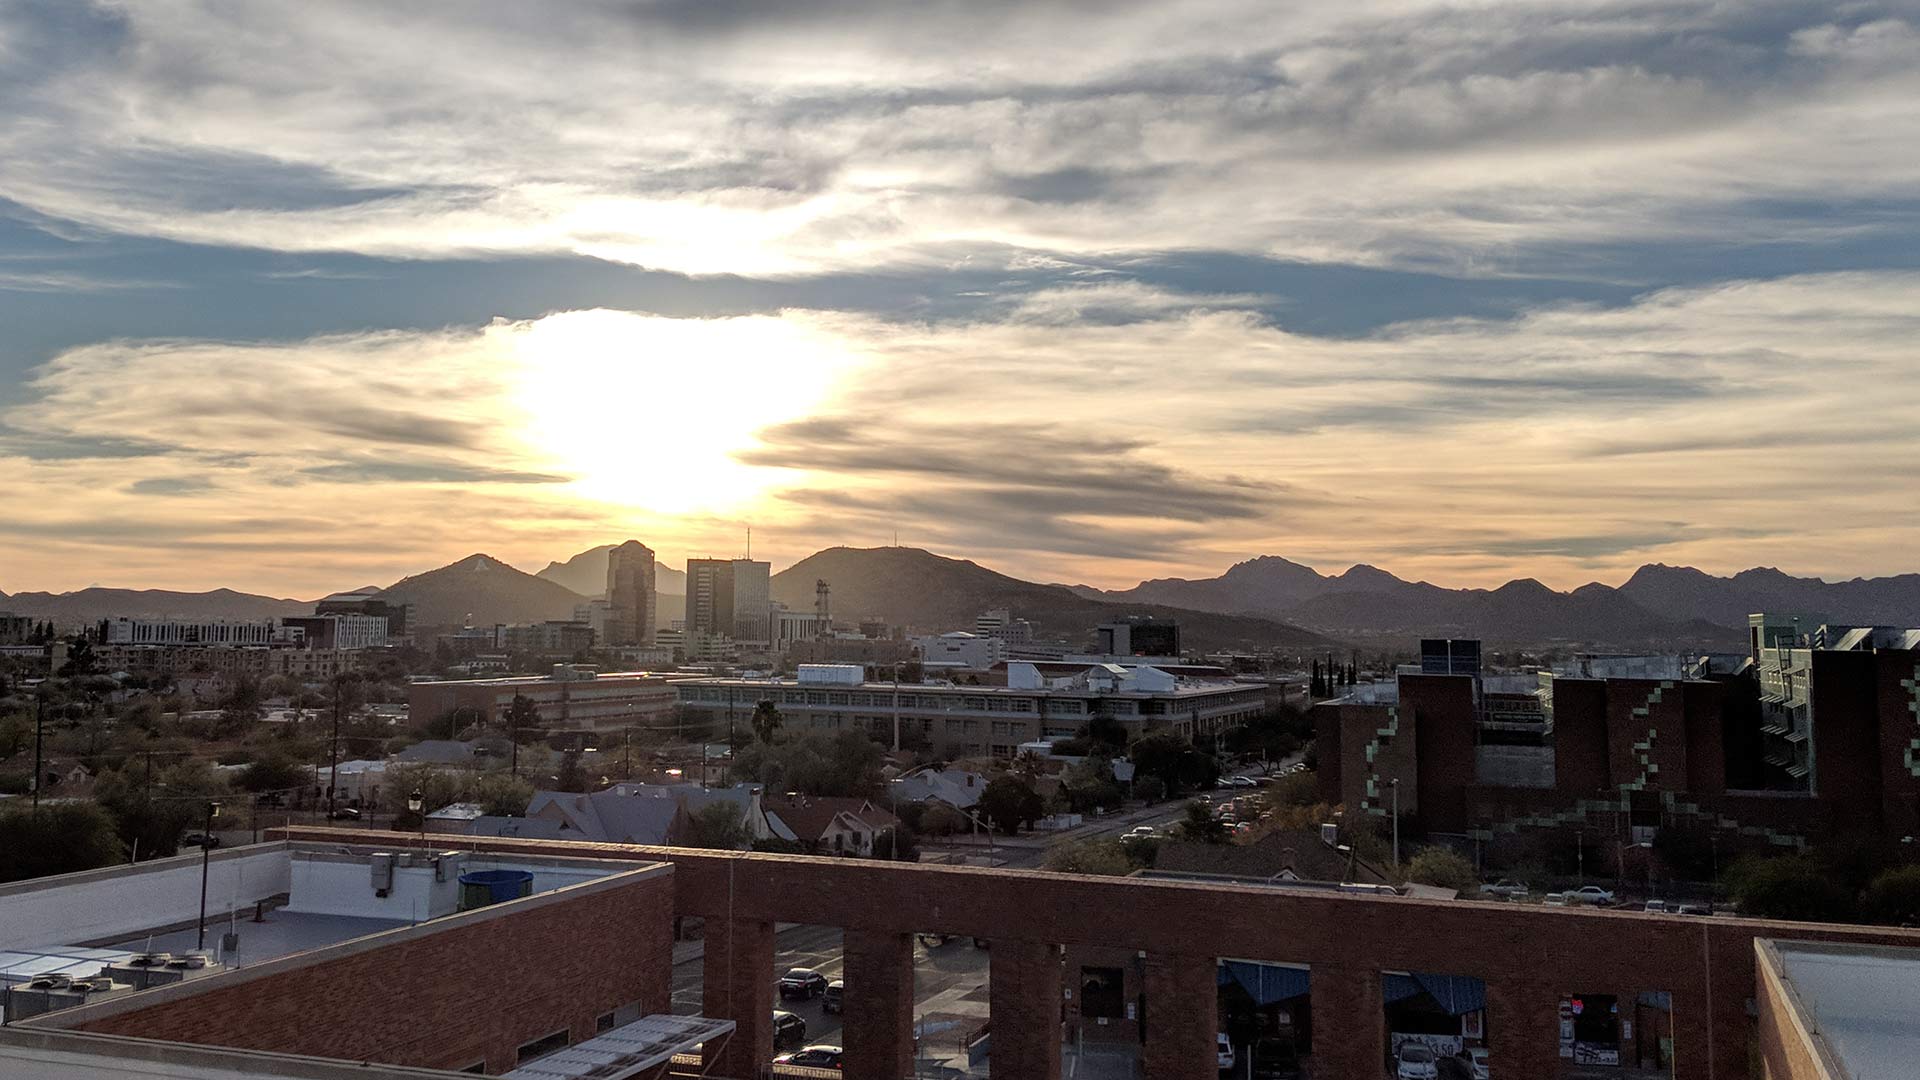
[2,271,1917,595]
[0,2,1916,277]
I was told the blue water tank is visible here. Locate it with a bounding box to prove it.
[457,869,534,910]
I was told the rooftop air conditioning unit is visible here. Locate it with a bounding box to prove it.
[28,974,72,990]
[128,953,172,967]
[168,951,211,969]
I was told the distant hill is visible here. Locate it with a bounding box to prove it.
[0,586,312,629]
[1097,555,1920,649]
[536,545,687,599]
[379,554,588,629]
[770,546,1333,651]
[1618,564,1920,629]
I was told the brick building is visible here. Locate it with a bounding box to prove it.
[1315,624,1920,857]
[9,826,1920,1079]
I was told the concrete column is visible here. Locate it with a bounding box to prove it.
[842,929,915,1080]
[1310,963,1386,1080]
[990,939,1062,1080]
[1487,979,1561,1080]
[1142,953,1218,1080]
[702,917,774,1078]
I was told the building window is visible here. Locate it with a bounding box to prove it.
[1081,967,1125,1019]
[517,1030,570,1064]
[596,1011,617,1033]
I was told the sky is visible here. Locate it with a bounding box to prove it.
[2,0,1919,598]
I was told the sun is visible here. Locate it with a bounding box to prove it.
[507,310,860,516]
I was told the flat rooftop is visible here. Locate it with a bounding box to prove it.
[1768,939,1920,1080]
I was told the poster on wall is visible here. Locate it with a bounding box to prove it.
[1460,1011,1484,1040]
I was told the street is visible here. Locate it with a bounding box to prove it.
[671,923,992,1057]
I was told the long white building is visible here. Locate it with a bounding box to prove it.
[674,661,1267,760]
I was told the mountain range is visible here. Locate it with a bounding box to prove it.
[769,546,1332,651]
[1092,556,1920,648]
[7,547,1918,653]
[535,545,687,598]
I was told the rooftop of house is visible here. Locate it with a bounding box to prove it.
[764,794,899,842]
[1151,829,1395,887]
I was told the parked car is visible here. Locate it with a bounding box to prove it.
[327,807,361,820]
[1542,893,1568,907]
[1567,885,1616,905]
[1216,1032,1235,1070]
[1675,902,1713,916]
[1250,1037,1302,1079]
[1229,776,1258,788]
[1643,899,1667,913]
[772,1009,807,1050]
[1127,825,1157,838]
[1395,1042,1440,1080]
[1479,879,1528,899]
[822,979,843,1014]
[773,1045,843,1070]
[1468,1046,1491,1079]
[778,968,828,1000]
[180,832,220,850]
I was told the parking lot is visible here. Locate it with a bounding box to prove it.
[670,922,992,1066]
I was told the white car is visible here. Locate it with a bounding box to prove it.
[1567,885,1616,905]
[1217,1032,1235,1069]
[1126,825,1156,838]
[1395,1042,1439,1079]
[1643,898,1667,913]
[1479,879,1528,899]
[1542,892,1567,907]
[1468,1047,1490,1079]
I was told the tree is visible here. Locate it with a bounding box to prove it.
[729,730,884,798]
[1044,838,1138,876]
[1727,855,1856,922]
[979,774,1044,835]
[93,759,231,859]
[234,755,311,794]
[554,751,588,793]
[0,802,125,882]
[57,638,97,678]
[1862,866,1920,927]
[1175,800,1227,843]
[1129,731,1219,795]
[920,803,967,836]
[872,824,919,862]
[1079,706,1128,753]
[750,699,783,744]
[1060,755,1124,813]
[384,764,534,818]
[682,803,752,850]
[501,694,542,741]
[1406,847,1477,892]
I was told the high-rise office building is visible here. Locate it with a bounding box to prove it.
[685,558,772,642]
[605,540,657,646]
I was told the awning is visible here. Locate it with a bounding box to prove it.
[1220,960,1312,1005]
[1383,972,1487,1016]
[503,1015,735,1080]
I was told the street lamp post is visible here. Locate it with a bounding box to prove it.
[408,790,425,848]
[1387,778,1401,870]
[196,801,222,951]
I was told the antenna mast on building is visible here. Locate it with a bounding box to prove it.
[745,524,752,560]
[815,579,831,640]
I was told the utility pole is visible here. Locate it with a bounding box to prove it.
[31,684,46,809]
[326,676,342,818]
[196,801,221,950]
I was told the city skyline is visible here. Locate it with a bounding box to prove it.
[4,1,1920,596]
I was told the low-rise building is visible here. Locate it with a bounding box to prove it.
[762,793,899,856]
[407,667,680,736]
[675,661,1266,760]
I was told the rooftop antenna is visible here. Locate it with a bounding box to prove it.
[745,524,751,560]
